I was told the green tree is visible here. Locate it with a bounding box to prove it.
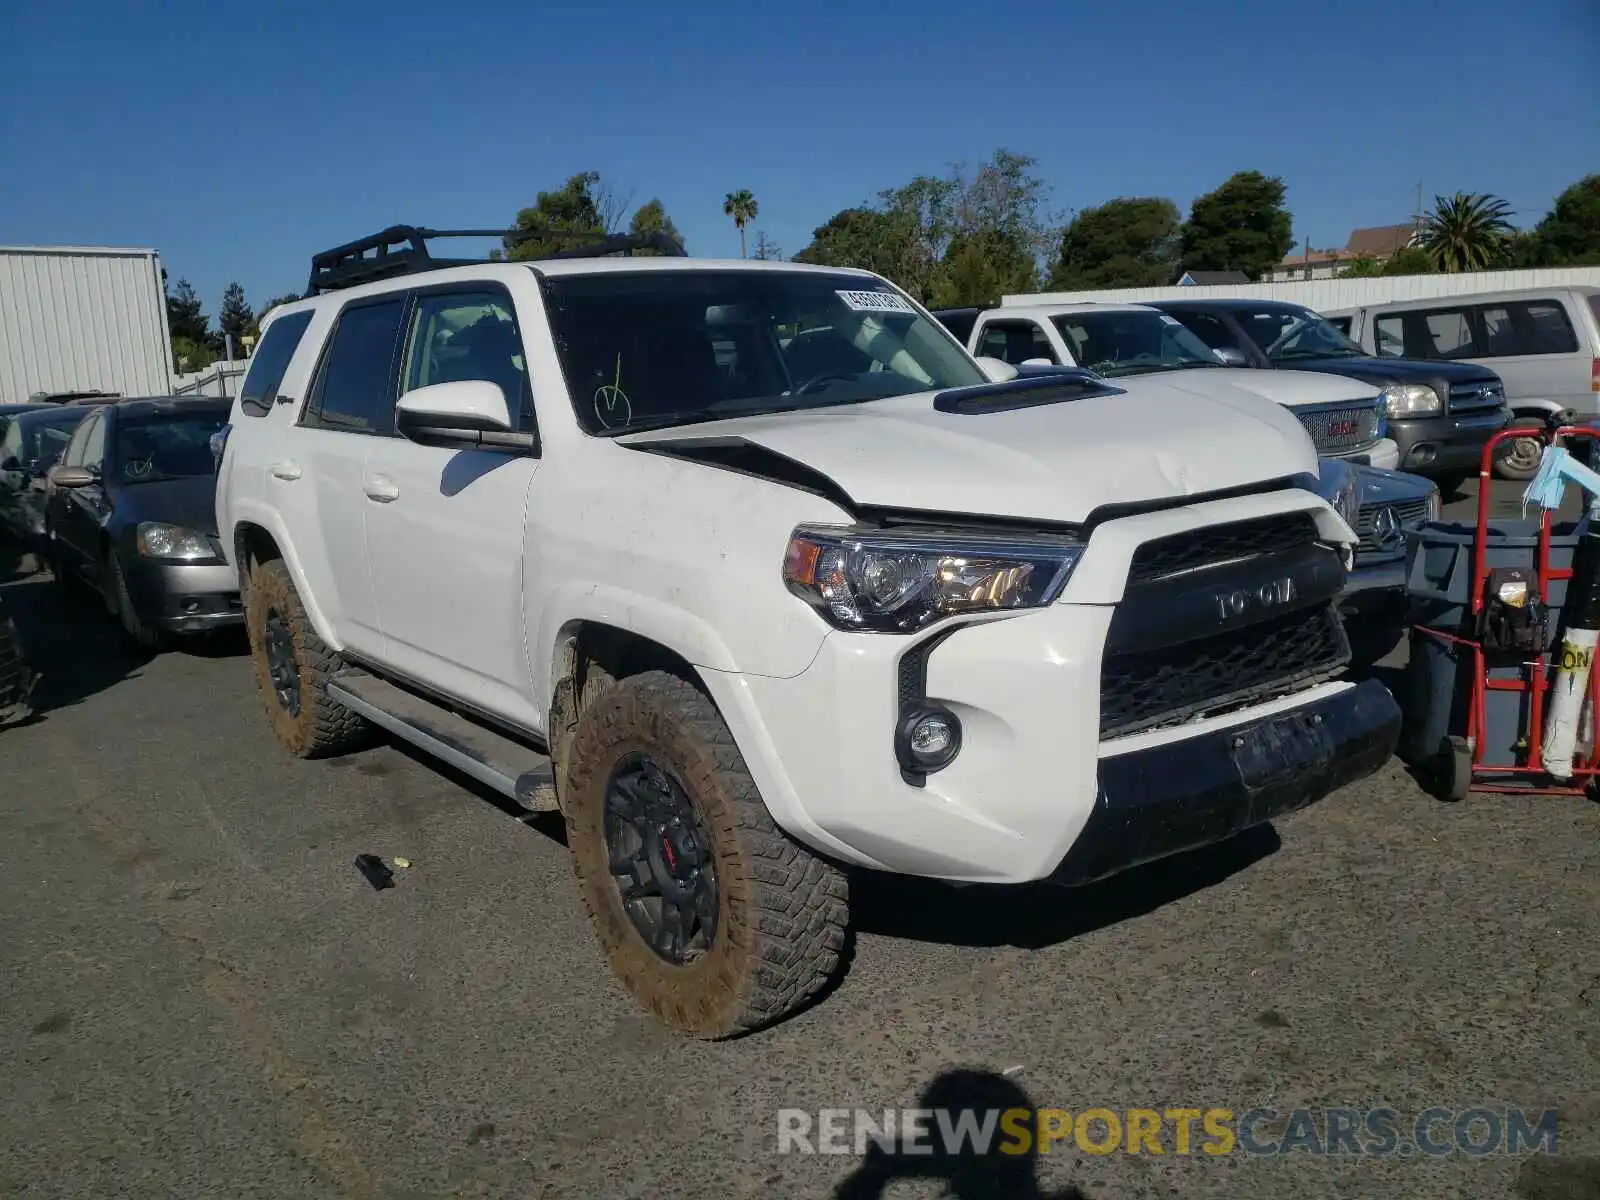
[932,228,1036,307]
[1048,197,1181,289]
[1529,174,1600,265]
[1179,171,1294,281]
[171,336,215,374]
[723,189,759,258]
[1419,192,1515,272]
[166,277,209,344]
[218,282,254,357]
[506,172,606,260]
[1337,245,1435,279]
[793,207,904,274]
[628,198,684,253]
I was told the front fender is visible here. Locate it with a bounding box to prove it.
[226,501,343,651]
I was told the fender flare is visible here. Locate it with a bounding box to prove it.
[226,504,343,651]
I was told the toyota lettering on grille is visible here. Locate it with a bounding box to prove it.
[1214,577,1297,620]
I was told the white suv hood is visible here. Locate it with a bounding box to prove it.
[1168,367,1381,409]
[621,376,1319,524]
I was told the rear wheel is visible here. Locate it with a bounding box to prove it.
[243,559,368,758]
[564,670,848,1038]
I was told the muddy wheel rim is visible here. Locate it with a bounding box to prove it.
[603,753,719,965]
[264,607,300,716]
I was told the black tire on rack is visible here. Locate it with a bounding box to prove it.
[563,669,848,1038]
[0,589,38,728]
[243,559,368,758]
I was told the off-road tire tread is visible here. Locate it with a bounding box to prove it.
[566,670,848,1038]
[246,559,367,758]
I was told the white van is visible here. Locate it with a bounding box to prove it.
[1328,287,1600,476]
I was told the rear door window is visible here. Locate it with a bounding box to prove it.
[240,310,315,416]
[303,297,408,434]
[1423,310,1476,358]
[1516,300,1579,354]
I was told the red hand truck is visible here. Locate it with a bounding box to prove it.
[1412,424,1600,799]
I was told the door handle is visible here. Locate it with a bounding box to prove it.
[269,460,302,481]
[364,477,399,503]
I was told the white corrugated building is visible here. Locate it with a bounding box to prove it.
[1003,266,1600,313]
[0,244,174,402]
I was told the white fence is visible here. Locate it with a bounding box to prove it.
[1002,266,1600,313]
[172,360,248,398]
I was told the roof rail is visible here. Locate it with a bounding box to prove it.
[305,225,687,295]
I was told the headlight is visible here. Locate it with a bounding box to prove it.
[1310,458,1362,531]
[782,525,1084,632]
[1426,486,1442,523]
[136,522,217,561]
[1380,383,1441,417]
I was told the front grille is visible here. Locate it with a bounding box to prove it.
[1100,604,1350,739]
[1449,381,1505,413]
[1355,496,1432,557]
[1295,403,1381,455]
[1127,511,1319,584]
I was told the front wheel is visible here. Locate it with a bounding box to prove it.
[106,552,164,650]
[563,670,848,1038]
[243,559,369,758]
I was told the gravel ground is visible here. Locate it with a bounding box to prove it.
[1,477,1596,1200]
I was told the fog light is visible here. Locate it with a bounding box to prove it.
[895,705,962,775]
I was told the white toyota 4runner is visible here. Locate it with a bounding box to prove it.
[216,226,1401,1038]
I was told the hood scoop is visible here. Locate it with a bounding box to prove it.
[933,371,1125,415]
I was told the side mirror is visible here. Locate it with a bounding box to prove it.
[1213,346,1249,367]
[49,465,96,488]
[974,356,1019,384]
[395,380,533,451]
[1020,357,1056,368]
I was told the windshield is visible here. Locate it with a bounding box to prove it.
[1234,306,1365,362]
[541,269,986,435]
[114,412,227,484]
[1051,310,1224,377]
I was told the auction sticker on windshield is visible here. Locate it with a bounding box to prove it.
[837,290,916,315]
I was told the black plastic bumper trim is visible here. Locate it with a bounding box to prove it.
[1048,678,1400,887]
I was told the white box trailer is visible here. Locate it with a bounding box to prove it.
[0,244,174,403]
[1003,265,1600,314]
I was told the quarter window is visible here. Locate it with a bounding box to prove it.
[240,310,315,417]
[402,290,534,432]
[81,412,107,469]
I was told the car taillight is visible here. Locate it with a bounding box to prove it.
[1591,357,1599,393]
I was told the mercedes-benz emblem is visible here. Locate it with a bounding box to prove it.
[1373,505,1405,551]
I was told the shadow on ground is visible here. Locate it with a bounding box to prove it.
[0,539,249,721]
[832,1068,1088,1199]
[850,822,1278,951]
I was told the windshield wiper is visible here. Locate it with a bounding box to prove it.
[602,395,880,438]
[1274,349,1358,361]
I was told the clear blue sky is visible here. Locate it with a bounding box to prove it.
[2,0,1595,320]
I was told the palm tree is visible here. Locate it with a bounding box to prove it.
[1419,192,1515,273]
[723,190,759,258]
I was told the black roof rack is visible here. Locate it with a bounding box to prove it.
[305,225,687,295]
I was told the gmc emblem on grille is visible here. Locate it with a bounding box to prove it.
[1328,419,1359,437]
[1214,577,1297,620]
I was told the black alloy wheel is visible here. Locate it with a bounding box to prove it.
[263,606,301,716]
[603,753,719,965]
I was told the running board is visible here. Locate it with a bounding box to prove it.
[326,674,558,810]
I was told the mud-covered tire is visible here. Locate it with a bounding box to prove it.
[564,670,848,1038]
[106,552,164,650]
[244,558,368,758]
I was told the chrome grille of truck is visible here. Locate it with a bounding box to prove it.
[1294,402,1382,455]
[1448,381,1506,413]
[1355,496,1431,558]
